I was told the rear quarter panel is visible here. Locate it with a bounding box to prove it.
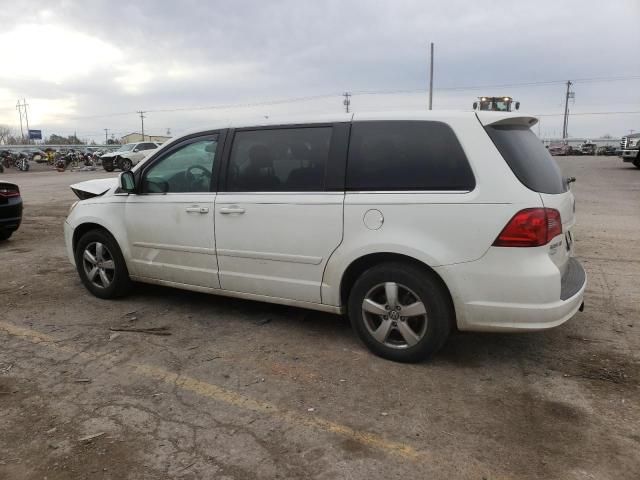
[321,114,542,306]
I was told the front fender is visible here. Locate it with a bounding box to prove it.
[66,200,132,272]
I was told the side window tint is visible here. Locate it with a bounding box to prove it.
[143,137,217,193]
[227,127,331,192]
[346,121,475,191]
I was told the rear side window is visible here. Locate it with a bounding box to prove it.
[485,125,567,194]
[346,121,475,191]
[227,127,331,192]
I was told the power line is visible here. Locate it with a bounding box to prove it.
[11,73,640,125]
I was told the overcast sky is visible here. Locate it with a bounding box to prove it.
[0,0,638,143]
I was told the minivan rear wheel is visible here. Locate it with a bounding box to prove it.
[75,229,131,299]
[348,262,452,362]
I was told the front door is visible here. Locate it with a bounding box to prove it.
[124,134,222,288]
[215,125,345,303]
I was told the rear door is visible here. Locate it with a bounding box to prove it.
[482,117,575,274]
[215,124,348,303]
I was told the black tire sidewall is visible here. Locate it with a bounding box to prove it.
[75,229,130,299]
[348,262,452,363]
[103,159,114,172]
[121,159,132,171]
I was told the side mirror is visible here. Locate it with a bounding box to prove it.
[133,148,140,152]
[472,102,478,110]
[119,171,136,193]
[515,102,520,110]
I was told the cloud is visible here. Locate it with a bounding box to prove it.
[0,0,638,141]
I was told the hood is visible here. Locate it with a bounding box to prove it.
[101,151,126,158]
[70,177,119,200]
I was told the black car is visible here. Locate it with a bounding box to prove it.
[0,182,22,240]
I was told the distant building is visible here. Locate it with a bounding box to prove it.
[121,132,172,144]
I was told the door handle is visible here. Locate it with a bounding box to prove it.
[219,206,246,215]
[185,206,209,214]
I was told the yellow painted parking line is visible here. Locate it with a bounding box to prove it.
[0,320,421,461]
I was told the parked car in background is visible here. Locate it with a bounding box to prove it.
[0,182,23,240]
[548,142,572,156]
[579,141,597,155]
[65,111,586,362]
[596,146,617,156]
[619,133,640,168]
[100,142,159,172]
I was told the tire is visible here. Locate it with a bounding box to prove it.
[634,154,640,169]
[0,230,11,241]
[103,159,114,172]
[348,262,453,363]
[75,229,131,299]
[121,158,133,171]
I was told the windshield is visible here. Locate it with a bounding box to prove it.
[116,144,135,152]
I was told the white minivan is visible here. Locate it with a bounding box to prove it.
[64,111,586,362]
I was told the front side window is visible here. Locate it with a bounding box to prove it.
[142,137,217,193]
[226,127,331,192]
[140,143,157,151]
[346,121,475,191]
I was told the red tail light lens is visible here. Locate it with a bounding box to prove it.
[0,184,20,198]
[493,208,562,247]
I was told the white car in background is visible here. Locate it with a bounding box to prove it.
[64,111,586,363]
[100,142,160,172]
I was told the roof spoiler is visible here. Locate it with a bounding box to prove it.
[475,112,539,128]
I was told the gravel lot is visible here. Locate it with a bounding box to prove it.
[1,157,639,480]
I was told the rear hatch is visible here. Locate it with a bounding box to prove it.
[478,113,576,275]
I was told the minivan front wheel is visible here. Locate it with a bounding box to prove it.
[75,229,131,299]
[348,262,452,362]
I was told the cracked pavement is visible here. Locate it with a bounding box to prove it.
[1,157,639,479]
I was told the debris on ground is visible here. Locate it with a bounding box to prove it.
[78,432,106,443]
[73,378,92,383]
[108,326,171,336]
[255,318,271,326]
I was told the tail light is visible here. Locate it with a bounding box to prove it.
[493,208,562,247]
[0,184,20,198]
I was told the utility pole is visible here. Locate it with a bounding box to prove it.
[137,111,146,141]
[342,92,351,113]
[23,99,30,139]
[428,42,434,110]
[16,100,24,141]
[104,128,109,144]
[562,80,573,140]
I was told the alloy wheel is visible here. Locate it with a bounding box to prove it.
[82,241,115,289]
[361,282,428,349]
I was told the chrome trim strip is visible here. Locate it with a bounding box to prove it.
[217,249,323,265]
[132,242,215,255]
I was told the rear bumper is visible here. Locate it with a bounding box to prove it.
[435,249,586,332]
[0,200,23,233]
